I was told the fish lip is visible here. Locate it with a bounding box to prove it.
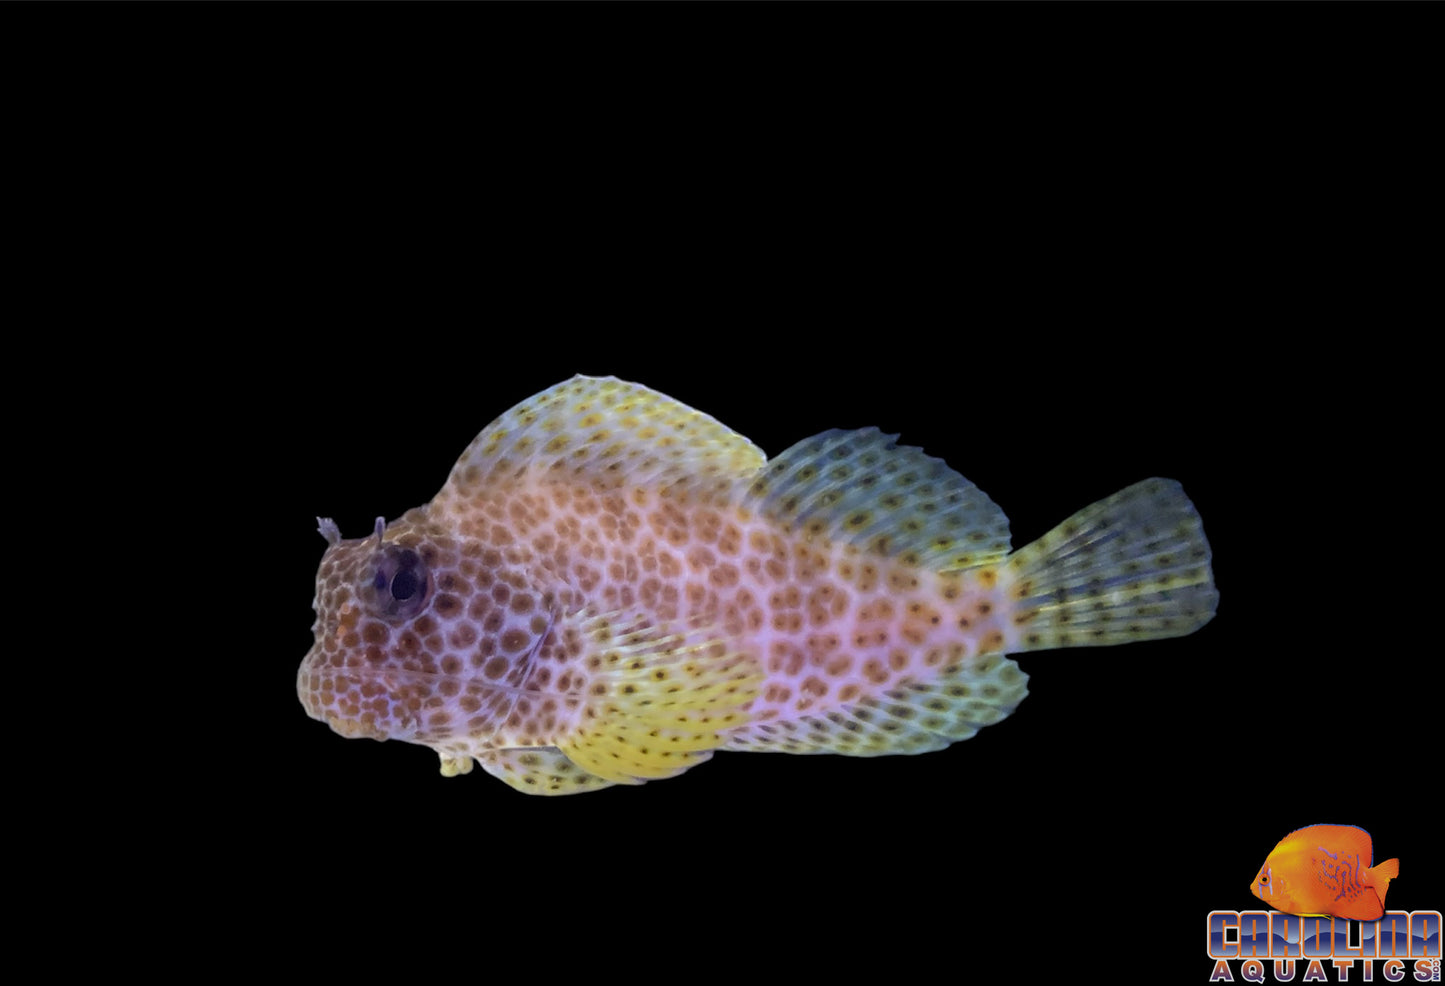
[297,646,418,742]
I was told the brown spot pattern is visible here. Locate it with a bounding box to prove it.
[299,377,1214,792]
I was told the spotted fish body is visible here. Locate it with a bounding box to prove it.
[298,376,1217,795]
[1250,824,1400,920]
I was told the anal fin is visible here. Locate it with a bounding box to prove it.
[725,652,1029,756]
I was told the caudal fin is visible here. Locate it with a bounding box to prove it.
[1004,478,1217,650]
[1367,858,1400,907]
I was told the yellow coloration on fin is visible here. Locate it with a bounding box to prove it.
[554,611,762,785]
[438,754,474,777]
[748,428,1012,570]
[474,747,617,796]
[299,375,1220,796]
[1367,859,1399,907]
[433,376,766,506]
[1004,478,1217,649]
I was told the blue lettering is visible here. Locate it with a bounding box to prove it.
[1210,911,1241,959]
[1241,911,1271,958]
[1340,918,1366,958]
[1379,913,1411,957]
[1273,914,1302,957]
[1305,918,1334,958]
[1411,911,1441,958]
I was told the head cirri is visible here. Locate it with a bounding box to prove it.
[297,374,1218,795]
[299,510,468,743]
[299,506,569,767]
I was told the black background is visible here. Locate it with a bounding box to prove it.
[107,56,1437,981]
[249,242,1434,977]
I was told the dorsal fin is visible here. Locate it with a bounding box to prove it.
[433,376,765,506]
[745,428,1012,570]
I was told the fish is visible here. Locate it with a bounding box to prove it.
[1250,824,1400,920]
[297,375,1218,795]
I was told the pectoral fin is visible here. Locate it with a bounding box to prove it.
[553,610,762,785]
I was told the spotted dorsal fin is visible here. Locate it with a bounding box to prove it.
[745,428,1012,570]
[433,376,765,508]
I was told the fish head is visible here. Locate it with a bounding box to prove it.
[1250,840,1305,911]
[1250,858,1278,907]
[298,513,473,747]
[298,510,570,756]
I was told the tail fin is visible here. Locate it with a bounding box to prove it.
[1366,858,1400,906]
[1004,478,1217,649]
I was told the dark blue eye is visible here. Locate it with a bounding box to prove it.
[391,568,420,601]
[364,545,431,621]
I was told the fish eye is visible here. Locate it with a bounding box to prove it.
[391,568,420,601]
[362,545,431,621]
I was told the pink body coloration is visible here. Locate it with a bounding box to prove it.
[298,376,1217,794]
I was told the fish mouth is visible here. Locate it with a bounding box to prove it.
[296,649,419,743]
[321,711,391,741]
